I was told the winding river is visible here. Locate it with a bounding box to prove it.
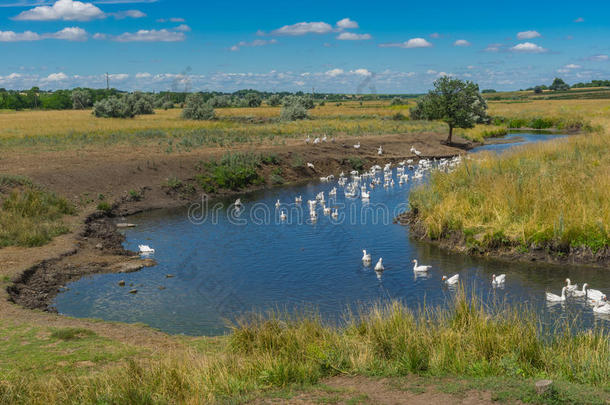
[54,132,610,335]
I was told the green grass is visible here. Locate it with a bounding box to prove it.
[195,152,273,192]
[0,291,607,404]
[0,177,75,247]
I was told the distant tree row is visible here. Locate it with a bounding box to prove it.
[526,77,610,93]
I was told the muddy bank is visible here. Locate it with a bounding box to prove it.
[4,133,476,311]
[396,211,610,269]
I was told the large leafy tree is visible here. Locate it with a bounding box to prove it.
[411,77,489,144]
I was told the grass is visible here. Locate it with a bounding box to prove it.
[195,151,275,192]
[0,291,607,404]
[0,176,75,247]
[409,126,610,252]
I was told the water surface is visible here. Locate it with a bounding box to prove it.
[55,133,609,335]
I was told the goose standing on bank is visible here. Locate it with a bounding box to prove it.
[442,274,459,285]
[412,259,432,272]
[139,245,155,254]
[374,258,384,272]
[492,274,506,286]
[546,286,567,302]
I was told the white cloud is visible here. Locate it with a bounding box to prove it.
[484,43,502,52]
[13,0,104,21]
[454,39,470,47]
[46,26,87,41]
[564,64,581,69]
[517,30,541,39]
[109,73,129,80]
[351,68,371,76]
[0,27,87,42]
[113,29,186,42]
[110,9,145,19]
[230,38,277,51]
[510,42,547,53]
[294,81,305,86]
[574,17,584,23]
[45,72,68,81]
[379,38,432,48]
[135,72,152,79]
[336,32,371,40]
[93,32,106,39]
[325,68,344,77]
[174,24,191,32]
[589,54,609,61]
[271,22,333,36]
[336,18,358,29]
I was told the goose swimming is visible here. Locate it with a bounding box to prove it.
[374,258,384,272]
[492,274,506,285]
[275,199,281,208]
[442,274,459,285]
[565,278,578,291]
[412,259,431,272]
[279,211,287,221]
[546,286,567,302]
[138,245,155,254]
[570,283,588,297]
[362,250,371,264]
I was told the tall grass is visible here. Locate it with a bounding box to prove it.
[1,291,607,404]
[409,131,610,252]
[0,176,75,247]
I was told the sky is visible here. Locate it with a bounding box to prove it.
[0,0,609,93]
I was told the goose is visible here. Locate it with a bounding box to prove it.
[565,278,578,291]
[323,205,331,215]
[275,199,281,208]
[138,245,155,254]
[322,135,328,142]
[307,162,315,169]
[305,136,311,144]
[570,283,588,298]
[442,274,459,285]
[492,274,506,285]
[329,187,337,196]
[546,287,567,302]
[279,211,287,221]
[362,250,371,264]
[587,288,606,305]
[354,142,361,149]
[310,210,318,220]
[331,209,338,219]
[377,146,383,155]
[313,137,320,144]
[374,258,384,272]
[592,297,610,314]
[295,196,302,204]
[320,176,329,182]
[234,198,243,207]
[361,190,370,199]
[412,259,432,272]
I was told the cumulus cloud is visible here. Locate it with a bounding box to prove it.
[325,68,344,77]
[484,43,502,52]
[230,38,277,51]
[112,29,186,42]
[379,38,432,48]
[156,17,185,23]
[135,72,152,79]
[517,30,541,39]
[271,22,333,36]
[45,72,68,81]
[337,32,371,40]
[13,0,104,21]
[110,9,146,19]
[351,68,371,76]
[454,39,471,47]
[510,42,547,53]
[174,24,191,32]
[0,27,87,42]
[564,64,581,69]
[336,18,358,29]
[588,54,609,61]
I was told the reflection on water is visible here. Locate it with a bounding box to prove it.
[54,133,608,335]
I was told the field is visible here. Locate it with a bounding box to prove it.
[1,96,610,403]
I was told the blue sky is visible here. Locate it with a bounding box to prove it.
[0,0,609,93]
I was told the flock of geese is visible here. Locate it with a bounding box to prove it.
[546,278,609,314]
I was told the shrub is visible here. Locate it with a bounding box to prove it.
[182,94,215,120]
[209,95,231,108]
[245,93,262,107]
[97,201,112,213]
[391,97,404,106]
[71,89,91,110]
[280,96,310,121]
[92,96,133,118]
[267,94,282,107]
[162,101,174,110]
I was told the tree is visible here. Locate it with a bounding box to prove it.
[267,94,282,106]
[182,93,215,120]
[411,77,489,144]
[533,86,543,94]
[245,92,262,107]
[549,77,570,91]
[280,96,309,121]
[72,89,92,109]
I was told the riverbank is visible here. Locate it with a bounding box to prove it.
[402,129,610,268]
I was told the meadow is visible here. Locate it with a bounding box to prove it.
[0,291,608,404]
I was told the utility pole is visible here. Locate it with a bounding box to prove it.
[106,72,109,90]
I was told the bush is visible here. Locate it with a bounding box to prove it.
[280,96,310,121]
[92,96,133,118]
[267,94,282,107]
[245,93,262,107]
[182,94,215,120]
[209,95,231,108]
[162,101,174,110]
[390,97,404,106]
[71,89,91,110]
[97,201,112,213]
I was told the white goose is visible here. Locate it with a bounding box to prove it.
[587,288,606,305]
[377,146,383,156]
[442,274,459,285]
[331,209,338,219]
[361,190,370,199]
[138,245,155,254]
[313,137,320,144]
[492,274,506,286]
[307,162,315,169]
[593,297,610,314]
[279,211,287,221]
[329,187,337,196]
[412,259,431,272]
[295,196,302,204]
[546,286,567,302]
[353,142,361,149]
[234,198,242,207]
[275,199,281,208]
[565,278,578,291]
[570,283,588,298]
[362,250,371,264]
[374,258,384,272]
